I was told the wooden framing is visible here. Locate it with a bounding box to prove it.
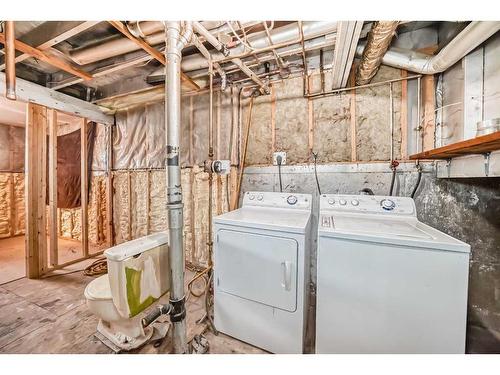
[307,77,314,152]
[107,21,199,91]
[25,103,47,278]
[422,75,436,152]
[271,85,277,152]
[48,109,58,266]
[81,118,89,257]
[0,33,92,81]
[349,67,357,161]
[400,70,408,160]
[0,73,113,124]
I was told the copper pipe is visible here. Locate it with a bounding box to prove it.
[5,21,16,100]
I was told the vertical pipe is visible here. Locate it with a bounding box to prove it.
[389,82,394,162]
[165,21,188,354]
[416,76,421,153]
[5,21,16,100]
[207,63,214,268]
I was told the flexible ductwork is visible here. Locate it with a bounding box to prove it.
[69,21,259,66]
[181,21,338,72]
[355,21,399,85]
[355,21,500,75]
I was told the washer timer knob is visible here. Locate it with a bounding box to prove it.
[328,198,335,205]
[351,199,359,206]
[287,195,298,205]
[380,199,396,211]
[339,199,347,206]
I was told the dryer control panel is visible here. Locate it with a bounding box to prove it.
[320,194,416,216]
[243,191,312,210]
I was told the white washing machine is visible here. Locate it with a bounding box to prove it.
[316,194,470,354]
[214,191,312,353]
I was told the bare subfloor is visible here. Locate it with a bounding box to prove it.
[0,264,266,354]
[0,236,106,284]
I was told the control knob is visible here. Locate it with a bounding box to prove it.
[287,195,298,205]
[380,199,396,211]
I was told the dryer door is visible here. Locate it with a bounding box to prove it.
[216,229,298,312]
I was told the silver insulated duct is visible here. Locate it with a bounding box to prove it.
[355,21,500,75]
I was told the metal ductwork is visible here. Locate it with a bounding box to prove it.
[181,21,338,72]
[164,20,192,354]
[355,21,500,75]
[68,21,259,66]
[355,21,399,85]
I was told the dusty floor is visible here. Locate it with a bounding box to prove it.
[0,263,266,354]
[0,236,105,284]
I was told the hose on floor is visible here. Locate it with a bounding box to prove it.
[83,257,108,276]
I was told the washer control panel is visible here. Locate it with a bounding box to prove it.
[320,194,416,216]
[243,191,311,210]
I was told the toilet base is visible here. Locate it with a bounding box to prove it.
[97,318,154,351]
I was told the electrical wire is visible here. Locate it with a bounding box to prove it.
[411,163,423,199]
[277,155,283,192]
[83,257,108,276]
[311,151,322,195]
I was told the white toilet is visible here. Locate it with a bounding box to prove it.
[84,232,170,351]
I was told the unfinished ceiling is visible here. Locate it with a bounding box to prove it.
[0,20,495,113]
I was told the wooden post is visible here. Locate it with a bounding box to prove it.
[106,123,114,247]
[48,109,58,266]
[401,70,408,160]
[127,171,132,241]
[349,67,357,162]
[80,118,89,256]
[271,85,277,153]
[231,97,254,211]
[422,75,436,152]
[307,77,314,152]
[25,103,47,278]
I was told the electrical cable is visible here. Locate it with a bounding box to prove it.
[276,154,283,192]
[83,257,108,276]
[411,163,423,199]
[311,151,322,195]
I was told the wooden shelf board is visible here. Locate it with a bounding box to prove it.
[410,131,500,160]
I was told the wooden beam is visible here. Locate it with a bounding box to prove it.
[107,21,199,91]
[400,70,408,160]
[48,109,58,266]
[81,118,89,257]
[0,33,92,81]
[422,75,436,152]
[231,97,254,211]
[349,66,357,162]
[0,21,99,70]
[0,72,113,124]
[25,103,47,278]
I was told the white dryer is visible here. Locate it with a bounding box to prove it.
[214,191,312,353]
[316,194,470,354]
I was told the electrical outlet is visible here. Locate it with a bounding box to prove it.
[273,152,287,165]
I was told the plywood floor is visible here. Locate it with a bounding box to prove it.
[0,265,266,354]
[0,236,105,284]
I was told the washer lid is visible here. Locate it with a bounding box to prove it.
[214,206,311,234]
[319,214,470,253]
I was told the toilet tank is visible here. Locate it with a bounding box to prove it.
[104,232,170,318]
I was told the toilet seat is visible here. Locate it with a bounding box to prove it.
[85,275,113,301]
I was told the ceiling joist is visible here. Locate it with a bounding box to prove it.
[107,20,200,91]
[0,33,93,81]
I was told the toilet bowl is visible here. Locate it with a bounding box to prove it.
[84,232,169,351]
